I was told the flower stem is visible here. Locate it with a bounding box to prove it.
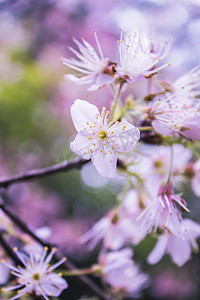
[139,126,154,131]
[110,82,124,120]
[167,146,174,183]
[59,265,101,276]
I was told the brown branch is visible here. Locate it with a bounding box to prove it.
[0,158,89,188]
[0,158,126,188]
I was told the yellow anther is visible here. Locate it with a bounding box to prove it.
[90,125,92,128]
[116,121,119,125]
[1,288,5,292]
[123,125,126,130]
[113,119,117,122]
[58,272,63,277]
[93,143,96,146]
[13,247,18,252]
[93,131,96,134]
[96,116,99,119]
[87,122,89,125]
[1,259,5,263]
[84,128,86,130]
[100,125,102,128]
[168,62,171,66]
[63,257,67,261]
[53,247,57,252]
[100,150,103,152]
[106,111,110,114]
[44,246,49,251]
[110,160,113,162]
[17,290,21,294]
[84,152,87,155]
[90,149,94,153]
[110,151,113,154]
[111,131,114,135]
[102,106,106,110]
[105,152,107,155]
[112,145,114,150]
[95,122,97,124]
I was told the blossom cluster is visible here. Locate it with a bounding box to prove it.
[64,30,200,298]
[1,28,200,300]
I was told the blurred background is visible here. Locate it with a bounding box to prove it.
[0,0,200,299]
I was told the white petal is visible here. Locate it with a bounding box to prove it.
[168,235,191,266]
[70,99,100,132]
[65,74,94,85]
[42,274,68,297]
[87,73,114,91]
[152,119,174,136]
[192,175,200,197]
[70,131,95,159]
[147,233,168,265]
[92,150,117,178]
[183,218,200,240]
[110,121,140,153]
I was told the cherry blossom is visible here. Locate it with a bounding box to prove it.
[99,248,148,297]
[149,96,200,140]
[147,218,200,266]
[81,190,145,250]
[1,247,68,300]
[171,66,200,107]
[70,99,140,178]
[136,182,190,235]
[117,30,170,82]
[62,32,115,90]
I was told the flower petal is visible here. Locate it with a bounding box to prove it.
[92,150,117,178]
[110,121,140,153]
[42,273,68,297]
[168,235,191,266]
[70,99,100,132]
[147,233,168,265]
[152,119,174,136]
[70,131,95,159]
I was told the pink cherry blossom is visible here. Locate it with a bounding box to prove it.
[99,248,148,297]
[70,99,140,178]
[81,190,146,250]
[62,32,115,91]
[136,182,190,235]
[147,218,200,266]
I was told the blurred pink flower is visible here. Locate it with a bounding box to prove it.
[137,182,190,235]
[148,218,200,266]
[99,248,148,296]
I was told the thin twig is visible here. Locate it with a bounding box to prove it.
[0,232,23,267]
[0,158,126,189]
[0,158,89,188]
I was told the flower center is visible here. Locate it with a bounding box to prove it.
[99,131,107,139]
[33,273,40,280]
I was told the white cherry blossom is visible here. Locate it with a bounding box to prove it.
[1,247,68,300]
[117,30,170,82]
[62,32,115,91]
[70,99,140,178]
